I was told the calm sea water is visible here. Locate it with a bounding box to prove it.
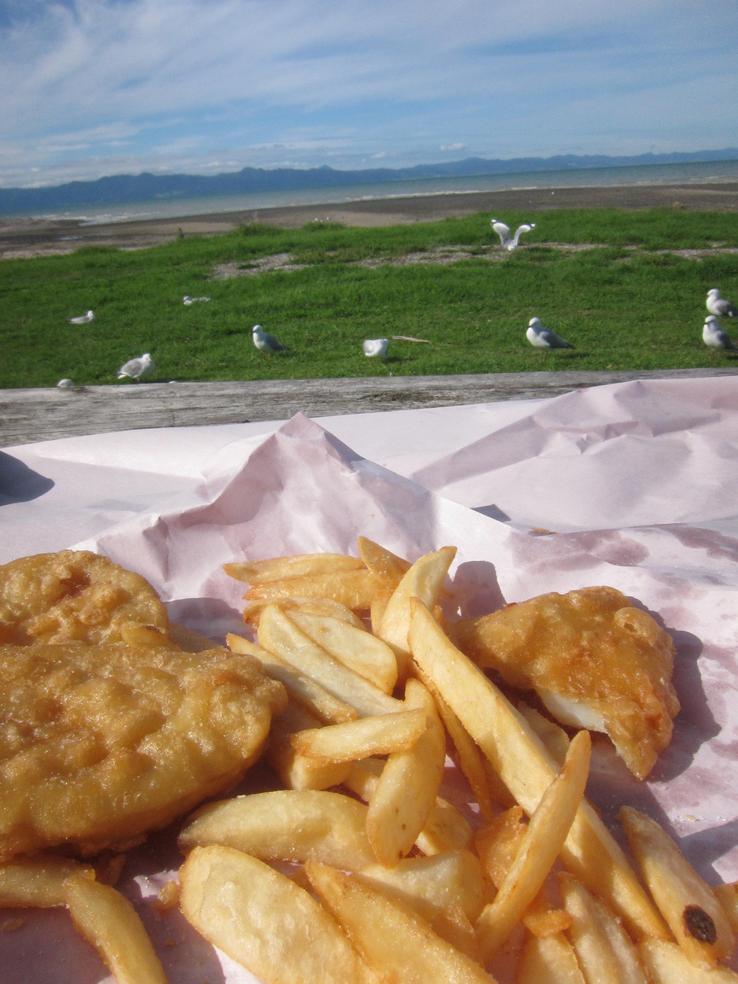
[40,158,738,226]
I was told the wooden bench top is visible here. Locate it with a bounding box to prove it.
[2,368,736,447]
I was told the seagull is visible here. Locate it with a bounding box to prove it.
[526,316,574,349]
[183,295,211,305]
[703,316,736,350]
[362,338,389,359]
[117,352,154,381]
[706,288,737,318]
[68,309,95,325]
[56,378,75,389]
[491,219,536,251]
[251,324,285,353]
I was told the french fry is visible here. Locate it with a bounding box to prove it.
[246,568,379,610]
[516,933,586,984]
[365,678,446,865]
[619,806,736,966]
[63,872,167,984]
[476,730,591,960]
[291,707,428,764]
[516,701,570,766]
[180,846,379,984]
[714,883,738,933]
[306,860,494,983]
[360,850,486,922]
[431,682,498,820]
[344,759,473,854]
[560,873,640,984]
[357,536,411,581]
[267,700,352,790]
[0,856,93,908]
[408,598,668,940]
[639,938,738,983]
[224,552,364,584]
[178,789,375,870]
[378,545,457,677]
[287,610,398,693]
[227,632,359,724]
[591,891,650,983]
[257,604,401,716]
[242,596,366,628]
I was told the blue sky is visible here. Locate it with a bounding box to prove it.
[1,0,737,188]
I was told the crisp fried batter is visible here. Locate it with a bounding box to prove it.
[0,550,168,646]
[453,586,679,779]
[0,643,286,860]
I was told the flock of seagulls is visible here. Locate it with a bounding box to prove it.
[59,220,736,387]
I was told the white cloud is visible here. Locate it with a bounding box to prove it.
[0,0,737,185]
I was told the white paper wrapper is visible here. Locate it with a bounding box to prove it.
[2,377,737,982]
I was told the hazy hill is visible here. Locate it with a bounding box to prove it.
[1,149,737,216]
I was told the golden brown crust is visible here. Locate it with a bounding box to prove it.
[453,586,680,779]
[0,550,168,646]
[0,643,286,860]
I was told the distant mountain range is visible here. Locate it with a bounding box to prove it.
[2,149,737,216]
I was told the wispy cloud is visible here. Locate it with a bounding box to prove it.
[1,0,736,185]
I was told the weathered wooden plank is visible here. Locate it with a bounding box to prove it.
[1,368,736,447]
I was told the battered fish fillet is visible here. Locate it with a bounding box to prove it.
[0,643,287,860]
[0,550,168,645]
[453,586,680,780]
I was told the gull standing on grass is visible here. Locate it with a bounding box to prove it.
[183,295,211,305]
[706,288,737,318]
[703,316,736,350]
[117,353,154,380]
[362,338,389,359]
[251,324,285,353]
[490,219,536,251]
[526,316,574,349]
[68,309,95,324]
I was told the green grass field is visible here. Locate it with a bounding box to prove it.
[2,207,737,388]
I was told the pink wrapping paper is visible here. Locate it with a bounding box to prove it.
[1,377,738,982]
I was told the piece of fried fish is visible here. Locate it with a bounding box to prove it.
[453,586,679,779]
[0,550,168,645]
[0,643,286,860]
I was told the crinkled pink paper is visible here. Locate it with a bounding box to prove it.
[2,377,738,982]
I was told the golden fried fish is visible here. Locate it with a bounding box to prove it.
[0,643,286,860]
[453,586,679,779]
[0,550,168,645]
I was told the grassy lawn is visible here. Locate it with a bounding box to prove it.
[2,207,738,388]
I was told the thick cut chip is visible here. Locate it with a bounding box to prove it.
[224,552,364,584]
[0,550,168,646]
[0,856,94,908]
[620,806,735,966]
[453,586,679,780]
[357,536,411,582]
[64,872,167,984]
[516,933,586,984]
[0,643,286,860]
[292,707,428,764]
[266,699,352,790]
[476,730,591,960]
[179,789,375,870]
[246,569,379,610]
[180,846,378,984]
[639,939,738,983]
[408,598,667,941]
[365,678,446,866]
[306,860,494,983]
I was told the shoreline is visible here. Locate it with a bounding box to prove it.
[2,181,738,259]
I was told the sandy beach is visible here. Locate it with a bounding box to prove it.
[2,181,738,260]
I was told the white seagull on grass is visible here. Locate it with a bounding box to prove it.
[363,338,389,359]
[491,219,536,251]
[703,316,736,350]
[526,316,574,349]
[251,324,285,353]
[706,288,737,318]
[117,352,154,381]
[68,309,95,325]
[183,295,211,305]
